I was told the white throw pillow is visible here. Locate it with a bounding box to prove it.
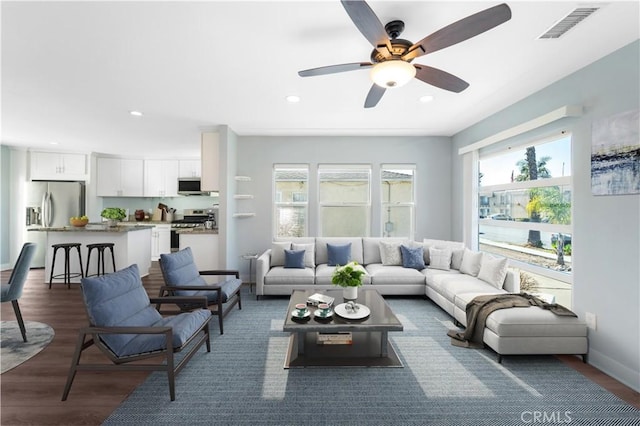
[477,254,509,289]
[270,242,292,267]
[459,248,483,277]
[428,247,452,271]
[379,241,403,266]
[450,249,465,270]
[292,243,315,268]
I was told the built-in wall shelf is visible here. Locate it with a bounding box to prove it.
[234,194,254,200]
[234,176,252,181]
[233,213,256,218]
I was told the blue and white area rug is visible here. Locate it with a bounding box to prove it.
[1,320,55,374]
[105,292,639,425]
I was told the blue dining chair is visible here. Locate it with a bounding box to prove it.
[1,243,37,342]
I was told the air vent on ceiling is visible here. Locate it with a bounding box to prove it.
[538,7,600,39]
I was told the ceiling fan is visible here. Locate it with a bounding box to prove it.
[298,1,512,108]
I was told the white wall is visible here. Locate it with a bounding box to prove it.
[451,41,640,391]
[231,135,453,279]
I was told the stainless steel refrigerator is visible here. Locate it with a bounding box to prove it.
[25,181,86,267]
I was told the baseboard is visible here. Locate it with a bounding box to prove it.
[1,262,11,271]
[588,347,640,392]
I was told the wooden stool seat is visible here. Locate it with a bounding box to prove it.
[49,243,84,289]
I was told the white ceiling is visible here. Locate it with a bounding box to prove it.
[2,1,638,158]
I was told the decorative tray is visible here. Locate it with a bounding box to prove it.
[334,303,370,320]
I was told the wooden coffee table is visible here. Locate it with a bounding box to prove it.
[282,289,403,368]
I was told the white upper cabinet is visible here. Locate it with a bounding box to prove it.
[178,159,201,178]
[144,160,179,197]
[30,151,88,181]
[96,157,144,197]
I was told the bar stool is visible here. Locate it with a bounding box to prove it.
[85,243,116,277]
[49,243,84,289]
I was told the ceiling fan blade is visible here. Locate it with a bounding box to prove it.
[341,0,392,55]
[402,3,512,61]
[298,62,373,77]
[414,65,469,93]
[364,84,386,108]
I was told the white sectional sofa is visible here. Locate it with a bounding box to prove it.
[257,237,589,361]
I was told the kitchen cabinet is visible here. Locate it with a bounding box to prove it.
[144,159,179,197]
[151,224,171,261]
[201,132,219,191]
[30,151,88,181]
[96,157,144,197]
[178,159,201,178]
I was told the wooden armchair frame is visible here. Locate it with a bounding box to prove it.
[158,269,242,335]
[62,295,211,402]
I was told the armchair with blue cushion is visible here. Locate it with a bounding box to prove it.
[61,264,211,402]
[159,247,242,335]
[1,243,36,342]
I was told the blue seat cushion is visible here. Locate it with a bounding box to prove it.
[81,263,210,358]
[160,247,241,303]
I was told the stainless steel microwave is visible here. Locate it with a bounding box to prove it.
[177,178,210,195]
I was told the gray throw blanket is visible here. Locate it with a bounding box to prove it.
[447,293,577,348]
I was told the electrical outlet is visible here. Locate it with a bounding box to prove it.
[585,312,597,330]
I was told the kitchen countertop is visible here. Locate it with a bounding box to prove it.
[29,225,155,233]
[174,228,218,235]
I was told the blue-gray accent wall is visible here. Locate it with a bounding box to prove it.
[452,40,640,391]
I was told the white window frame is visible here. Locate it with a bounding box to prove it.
[273,164,309,238]
[318,164,371,237]
[380,164,416,239]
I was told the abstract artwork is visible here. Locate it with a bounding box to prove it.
[591,109,640,195]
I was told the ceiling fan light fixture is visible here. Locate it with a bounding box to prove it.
[370,60,415,89]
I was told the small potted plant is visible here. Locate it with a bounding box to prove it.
[101,207,126,227]
[332,261,366,299]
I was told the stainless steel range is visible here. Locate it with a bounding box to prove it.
[170,209,209,251]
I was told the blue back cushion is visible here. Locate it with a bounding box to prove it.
[327,243,351,266]
[81,264,163,356]
[160,247,207,296]
[284,249,305,268]
[400,245,426,270]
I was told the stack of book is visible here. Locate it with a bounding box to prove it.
[307,293,335,307]
[316,332,352,345]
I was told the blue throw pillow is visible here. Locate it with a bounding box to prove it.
[327,243,351,266]
[400,245,426,270]
[284,249,306,269]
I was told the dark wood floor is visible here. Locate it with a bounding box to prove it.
[1,265,638,425]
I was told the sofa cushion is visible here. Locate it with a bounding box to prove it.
[363,238,407,265]
[459,248,483,276]
[327,243,351,266]
[366,264,426,285]
[264,266,315,285]
[477,254,508,289]
[270,242,292,267]
[316,263,372,285]
[400,245,425,270]
[426,270,500,302]
[284,249,305,269]
[379,240,403,265]
[422,239,465,265]
[428,247,452,270]
[484,306,588,338]
[451,249,465,270]
[315,238,363,265]
[292,243,315,268]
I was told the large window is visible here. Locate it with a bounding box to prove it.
[318,165,371,237]
[478,135,573,298]
[274,165,308,238]
[381,165,415,238]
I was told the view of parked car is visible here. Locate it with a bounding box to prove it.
[489,213,512,220]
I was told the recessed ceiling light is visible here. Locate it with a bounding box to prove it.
[49,141,58,145]
[419,95,434,103]
[129,110,143,116]
[285,95,300,103]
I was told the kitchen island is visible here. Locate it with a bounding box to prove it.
[177,228,219,276]
[29,225,153,283]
